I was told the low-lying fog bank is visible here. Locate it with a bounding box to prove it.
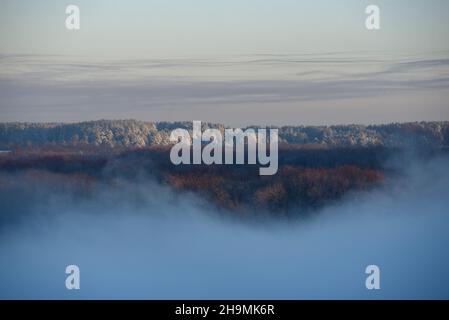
[0,156,448,299]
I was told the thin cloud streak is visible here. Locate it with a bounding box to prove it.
[1,53,449,124]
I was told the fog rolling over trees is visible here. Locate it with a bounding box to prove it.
[0,120,448,299]
[0,154,448,299]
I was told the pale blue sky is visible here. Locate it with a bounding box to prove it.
[1,0,449,57]
[1,1,449,124]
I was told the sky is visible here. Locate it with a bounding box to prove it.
[1,0,449,57]
[0,0,449,124]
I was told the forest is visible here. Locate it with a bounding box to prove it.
[1,120,448,216]
[0,144,423,215]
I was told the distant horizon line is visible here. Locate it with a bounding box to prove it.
[2,49,448,60]
[1,119,448,128]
